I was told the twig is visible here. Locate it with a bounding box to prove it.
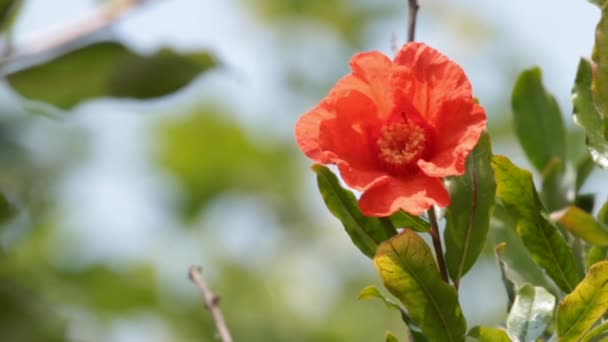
[188,266,233,342]
[4,0,157,61]
[427,208,449,283]
[407,0,420,43]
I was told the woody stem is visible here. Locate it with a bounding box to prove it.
[407,0,420,43]
[427,208,449,283]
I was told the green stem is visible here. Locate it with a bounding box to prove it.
[428,208,449,283]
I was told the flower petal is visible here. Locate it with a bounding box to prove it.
[418,99,487,177]
[349,51,395,119]
[358,174,450,216]
[394,42,472,124]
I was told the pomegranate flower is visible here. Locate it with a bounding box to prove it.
[295,42,487,217]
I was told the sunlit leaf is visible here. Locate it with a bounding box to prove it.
[314,165,397,258]
[512,67,566,172]
[444,132,496,285]
[506,284,555,342]
[557,261,608,342]
[468,326,512,342]
[557,206,608,246]
[581,320,608,342]
[573,58,608,169]
[386,331,401,342]
[492,155,582,293]
[374,230,466,342]
[390,211,430,232]
[7,41,218,109]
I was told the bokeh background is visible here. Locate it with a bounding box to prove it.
[0,0,605,341]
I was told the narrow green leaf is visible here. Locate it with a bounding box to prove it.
[593,4,608,120]
[512,67,566,172]
[581,320,608,342]
[358,286,426,342]
[557,206,608,246]
[390,211,430,232]
[557,261,608,341]
[313,164,397,258]
[573,58,608,169]
[468,326,512,342]
[444,132,496,284]
[492,155,583,293]
[506,284,555,342]
[586,246,607,270]
[0,0,22,33]
[374,230,466,342]
[540,158,570,212]
[7,41,218,110]
[575,156,596,192]
[386,331,401,342]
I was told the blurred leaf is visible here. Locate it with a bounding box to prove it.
[575,155,596,192]
[7,41,218,109]
[59,265,158,314]
[157,109,298,219]
[573,58,608,169]
[598,200,608,224]
[540,158,570,212]
[314,164,397,258]
[492,155,582,293]
[586,245,607,269]
[0,0,21,33]
[0,191,15,226]
[589,0,607,8]
[374,230,466,342]
[557,206,608,246]
[581,320,608,342]
[386,331,401,342]
[468,326,512,342]
[506,284,555,342]
[557,261,608,342]
[575,193,596,213]
[444,132,496,285]
[390,211,430,232]
[512,67,566,171]
[593,4,608,118]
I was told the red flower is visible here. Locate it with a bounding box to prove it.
[295,42,487,216]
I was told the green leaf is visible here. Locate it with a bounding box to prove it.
[557,206,608,246]
[358,285,426,342]
[492,155,582,293]
[0,0,22,33]
[386,331,401,342]
[468,326,512,342]
[7,41,218,110]
[589,0,607,8]
[314,165,397,258]
[0,192,15,226]
[593,4,608,119]
[598,200,608,225]
[374,230,466,342]
[512,67,566,172]
[540,158,570,212]
[581,320,608,342]
[444,132,496,285]
[557,261,608,342]
[573,58,608,169]
[586,246,607,270]
[506,284,555,342]
[575,156,596,192]
[390,211,430,232]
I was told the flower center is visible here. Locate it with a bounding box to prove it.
[376,121,429,175]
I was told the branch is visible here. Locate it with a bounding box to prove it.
[4,0,158,62]
[188,266,233,342]
[427,208,450,284]
[407,0,420,43]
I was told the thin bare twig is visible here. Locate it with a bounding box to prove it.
[407,0,420,43]
[427,208,450,283]
[188,266,233,342]
[5,0,156,61]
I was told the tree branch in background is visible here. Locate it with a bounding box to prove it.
[407,0,419,43]
[4,0,160,61]
[188,266,233,342]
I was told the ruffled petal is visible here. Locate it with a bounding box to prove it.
[417,99,487,177]
[349,51,395,119]
[394,42,472,125]
[358,174,450,216]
